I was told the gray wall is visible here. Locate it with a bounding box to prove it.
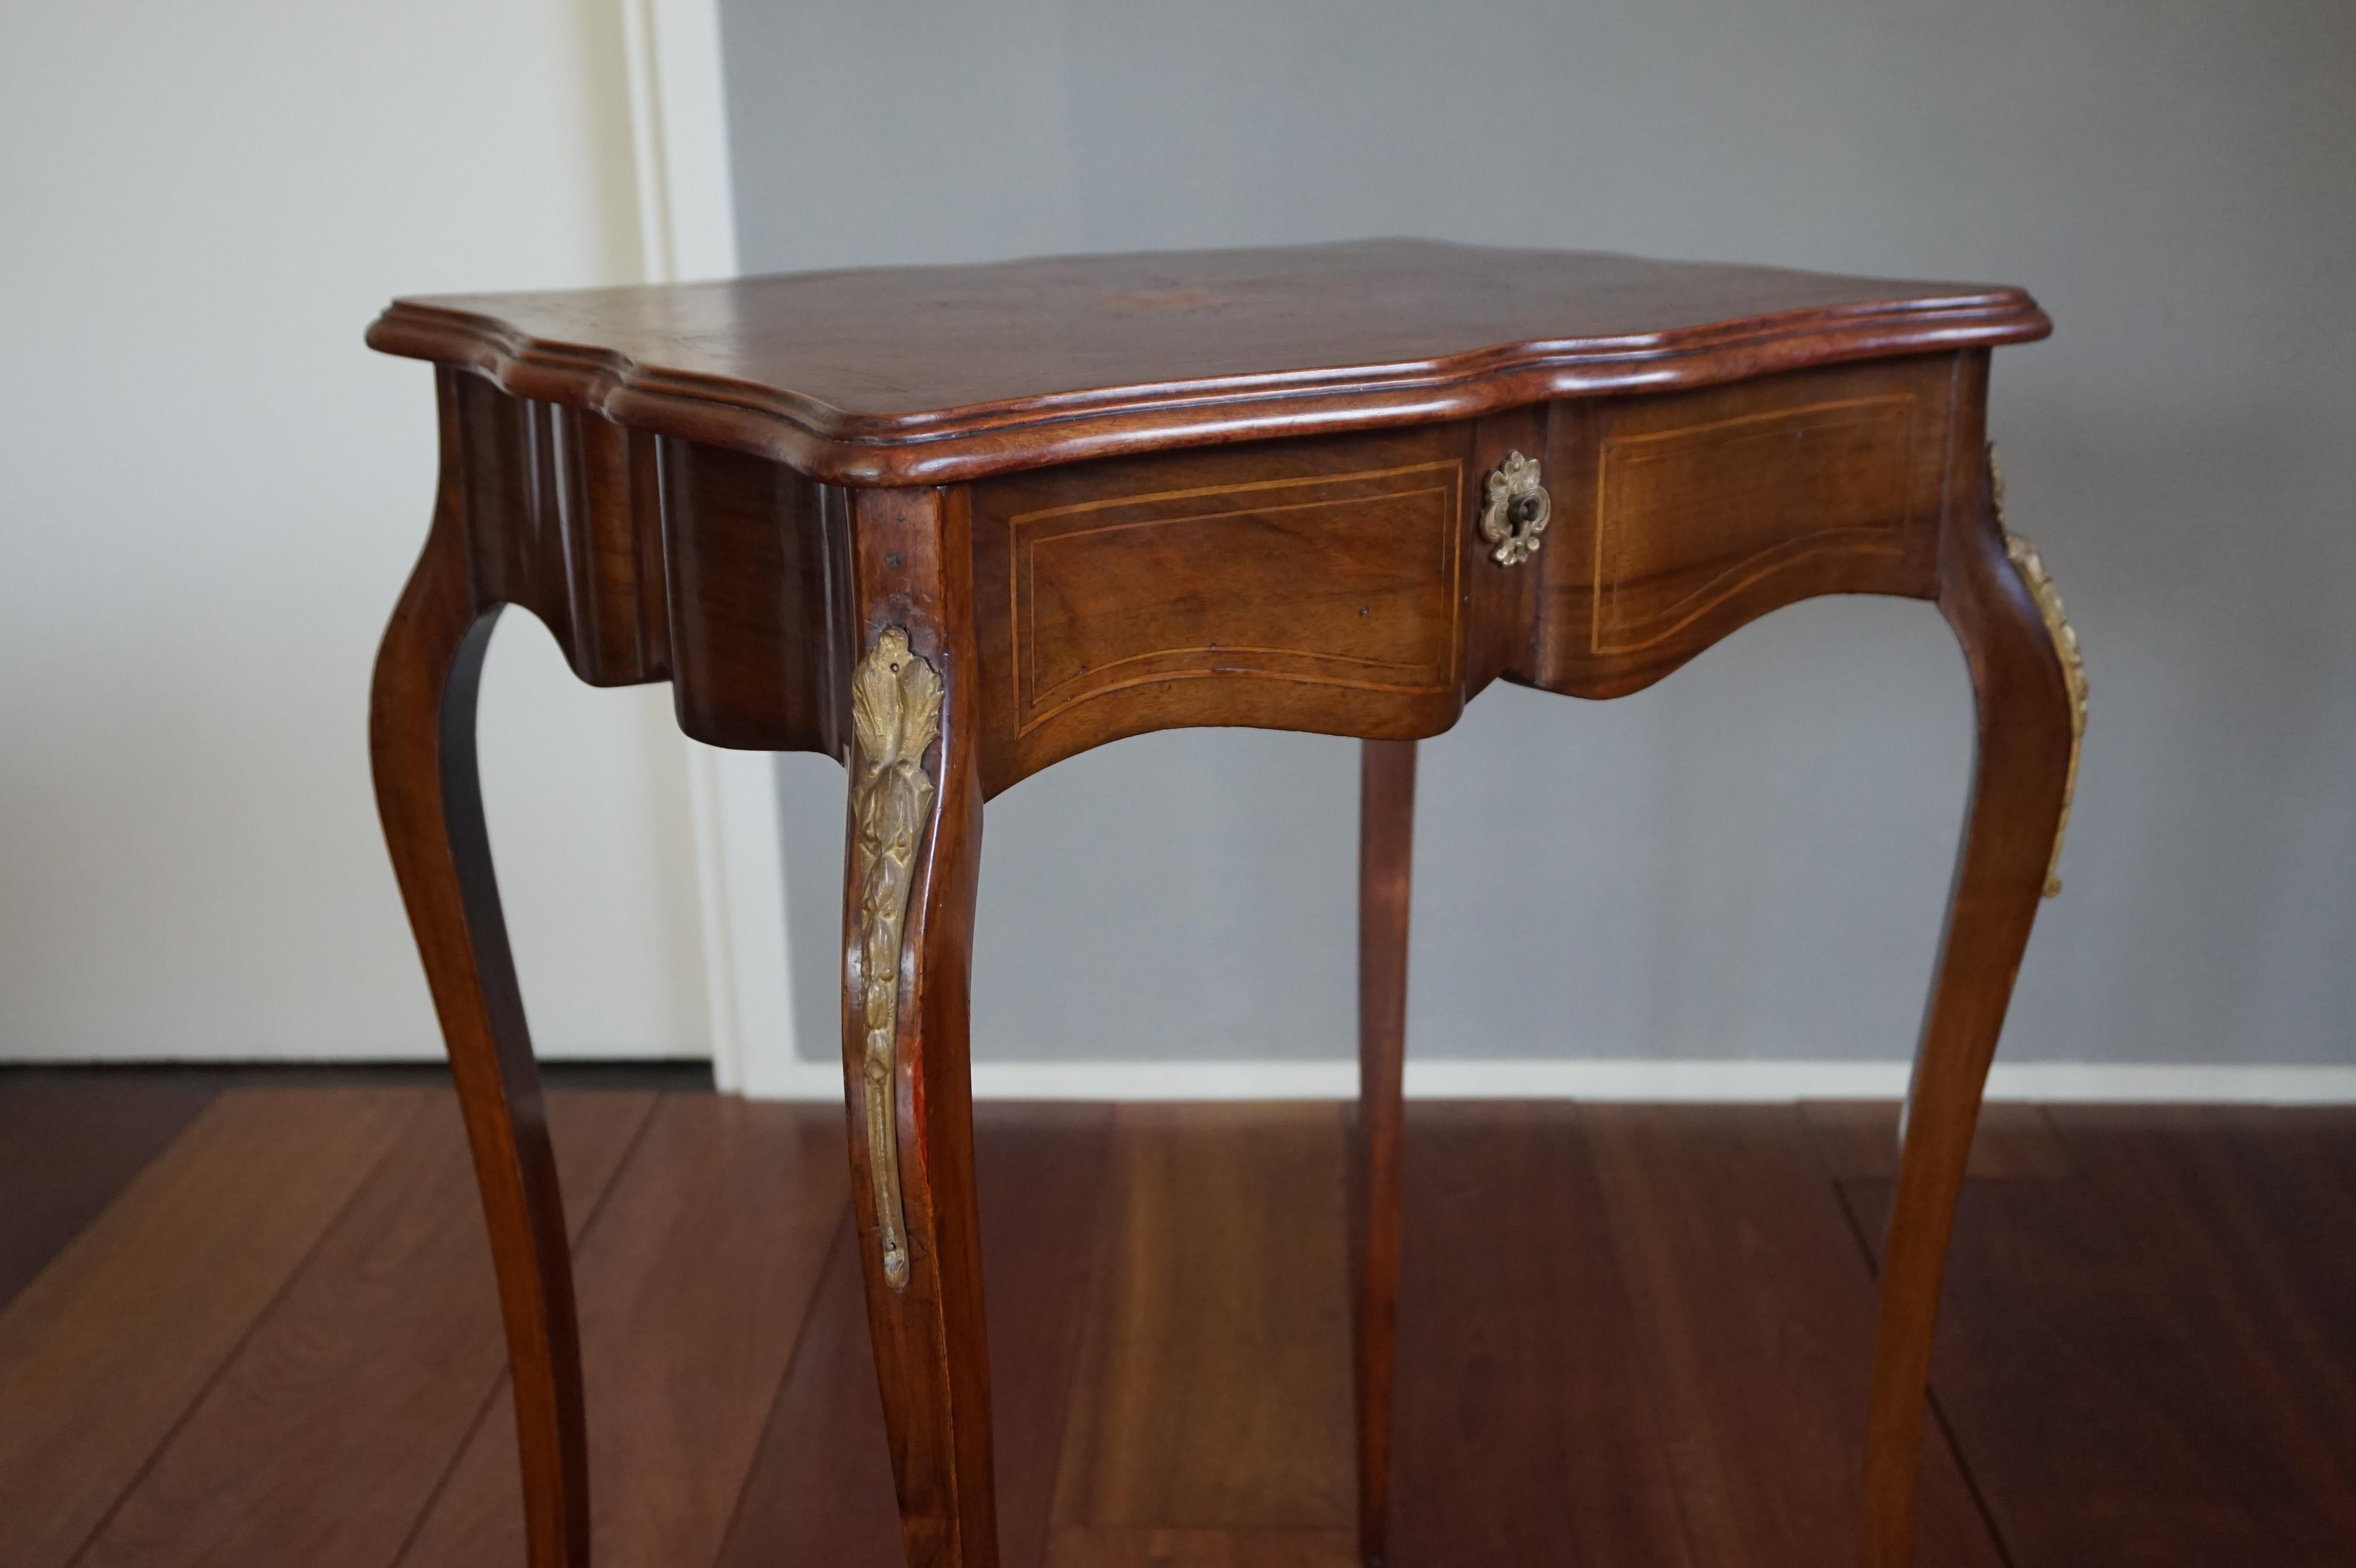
[726,0,2356,1069]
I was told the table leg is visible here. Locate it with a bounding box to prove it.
[371,416,589,1568]
[1858,458,2079,1567]
[1353,739,1416,1568]
[843,490,999,1568]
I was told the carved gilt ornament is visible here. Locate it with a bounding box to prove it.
[1993,460,2087,899]
[849,626,944,1290]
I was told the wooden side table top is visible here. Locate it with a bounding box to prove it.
[369,237,2048,482]
[367,240,2074,1568]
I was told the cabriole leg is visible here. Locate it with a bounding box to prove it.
[1353,739,1416,1568]
[842,487,999,1568]
[370,376,589,1568]
[1858,454,2083,1567]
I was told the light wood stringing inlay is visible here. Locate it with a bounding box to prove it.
[1591,395,1919,653]
[1010,462,1463,732]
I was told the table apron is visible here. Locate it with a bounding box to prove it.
[439,351,1964,791]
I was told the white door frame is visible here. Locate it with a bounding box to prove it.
[618,0,804,1096]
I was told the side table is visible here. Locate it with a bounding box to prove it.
[366,240,2077,1568]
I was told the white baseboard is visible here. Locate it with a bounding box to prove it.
[742,1056,2356,1105]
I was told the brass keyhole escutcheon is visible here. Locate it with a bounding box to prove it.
[1481,450,1551,566]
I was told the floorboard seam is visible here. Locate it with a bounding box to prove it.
[1572,1104,1713,1568]
[386,1088,666,1568]
[1825,1173,2023,1568]
[1032,1123,1123,1560]
[709,1198,858,1564]
[58,1090,435,1568]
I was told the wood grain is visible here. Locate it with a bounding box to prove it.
[399,1097,846,1568]
[1799,1100,2073,1183]
[971,427,1472,790]
[658,436,852,754]
[1351,741,1414,1568]
[716,1104,1118,1568]
[1859,398,2077,1568]
[367,240,2046,485]
[840,484,1001,1568]
[1526,357,1951,701]
[1052,1105,1354,1536]
[1044,1527,1358,1568]
[1590,394,1921,651]
[0,1074,215,1310]
[1391,1102,1692,1568]
[0,1087,421,1568]
[372,369,598,1568]
[1844,1106,2356,1566]
[1582,1104,2004,1568]
[450,376,666,690]
[1010,462,1461,722]
[711,1216,902,1568]
[12,1087,2356,1568]
[76,1090,654,1568]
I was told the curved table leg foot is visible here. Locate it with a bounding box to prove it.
[1858,455,2079,1567]
[370,374,588,1568]
[1353,739,1416,1568]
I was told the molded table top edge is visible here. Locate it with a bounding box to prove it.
[367,239,2049,486]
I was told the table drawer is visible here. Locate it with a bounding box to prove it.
[1529,355,1957,696]
[972,425,1473,786]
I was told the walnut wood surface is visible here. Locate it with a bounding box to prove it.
[0,1090,421,1568]
[79,1092,652,1568]
[364,241,2064,1568]
[371,370,595,1568]
[1390,1103,1692,1568]
[1352,742,1415,1568]
[369,240,2046,485]
[0,1075,214,1310]
[28,1090,2356,1567]
[402,1097,845,1568]
[1860,358,2077,1567]
[841,485,999,1568]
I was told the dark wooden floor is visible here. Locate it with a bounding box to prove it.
[2,1076,2353,1568]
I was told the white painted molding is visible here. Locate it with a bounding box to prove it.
[618,0,741,281]
[682,745,797,1094]
[620,0,795,1091]
[741,1056,2356,1105]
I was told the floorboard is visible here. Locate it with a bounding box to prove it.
[0,1074,216,1310]
[1585,1103,2005,1568]
[400,1097,847,1568]
[1043,1526,1358,1567]
[1842,1105,2356,1567]
[75,1090,655,1568]
[715,1103,1118,1568]
[5,1080,2352,1568]
[0,1087,422,1568]
[1799,1099,2074,1182]
[1390,1101,1691,1568]
[712,1213,902,1568]
[1050,1105,1355,1542]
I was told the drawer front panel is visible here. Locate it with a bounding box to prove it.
[1526,356,1954,698]
[1592,393,1919,652]
[975,427,1471,785]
